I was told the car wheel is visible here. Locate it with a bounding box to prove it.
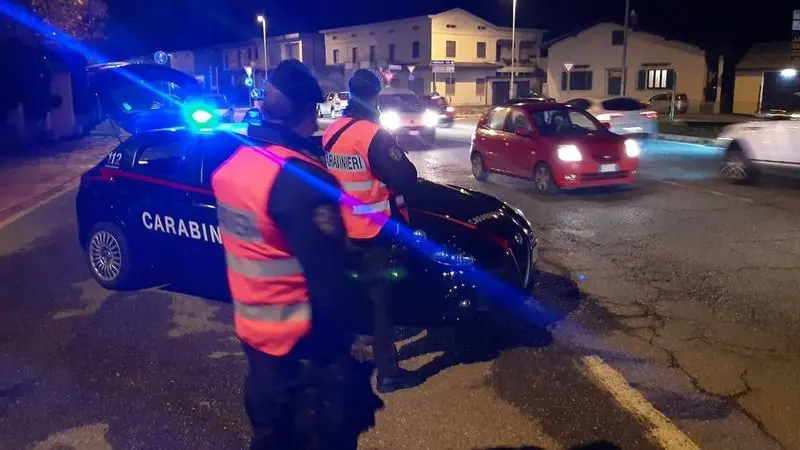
[86,222,137,290]
[533,163,559,195]
[721,142,754,184]
[471,153,489,181]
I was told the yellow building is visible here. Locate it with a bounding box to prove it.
[320,8,546,105]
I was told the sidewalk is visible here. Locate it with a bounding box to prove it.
[0,136,118,225]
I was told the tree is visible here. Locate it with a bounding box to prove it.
[27,0,108,41]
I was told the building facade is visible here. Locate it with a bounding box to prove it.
[320,8,546,105]
[733,42,799,114]
[544,23,718,112]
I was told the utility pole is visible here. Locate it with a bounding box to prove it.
[621,0,631,96]
[510,0,518,100]
[257,16,268,84]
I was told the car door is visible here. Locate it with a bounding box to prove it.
[503,108,538,177]
[751,120,800,167]
[478,107,512,173]
[125,132,203,270]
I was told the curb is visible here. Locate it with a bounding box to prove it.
[655,133,717,145]
[0,177,81,230]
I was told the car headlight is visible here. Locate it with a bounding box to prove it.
[431,249,475,267]
[624,139,641,158]
[380,111,401,131]
[423,110,439,128]
[557,144,582,162]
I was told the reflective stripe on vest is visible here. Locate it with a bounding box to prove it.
[341,180,387,192]
[234,302,311,322]
[353,200,390,215]
[211,144,322,357]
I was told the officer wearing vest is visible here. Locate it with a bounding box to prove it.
[322,69,420,393]
[212,60,382,450]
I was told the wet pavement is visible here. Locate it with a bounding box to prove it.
[1,124,799,449]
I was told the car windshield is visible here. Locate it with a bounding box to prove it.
[378,93,423,112]
[337,92,350,101]
[530,108,604,136]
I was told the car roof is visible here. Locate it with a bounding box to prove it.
[504,102,571,111]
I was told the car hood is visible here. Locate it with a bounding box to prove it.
[87,63,203,133]
[406,179,505,222]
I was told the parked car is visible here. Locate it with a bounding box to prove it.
[564,96,658,137]
[317,91,350,118]
[425,95,456,127]
[644,93,688,115]
[718,118,800,184]
[377,88,437,145]
[470,103,641,194]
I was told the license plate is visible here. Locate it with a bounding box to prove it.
[624,127,643,133]
[599,164,618,173]
[408,130,420,136]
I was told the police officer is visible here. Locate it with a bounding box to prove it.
[322,69,419,393]
[212,60,381,450]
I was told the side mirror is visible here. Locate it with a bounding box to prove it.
[515,127,532,137]
[601,122,611,129]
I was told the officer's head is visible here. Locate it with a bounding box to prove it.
[349,69,382,107]
[261,59,323,137]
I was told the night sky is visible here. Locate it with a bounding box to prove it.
[102,0,798,57]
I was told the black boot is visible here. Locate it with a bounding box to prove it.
[376,367,422,393]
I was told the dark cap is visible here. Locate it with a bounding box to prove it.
[267,59,323,108]
[349,69,382,100]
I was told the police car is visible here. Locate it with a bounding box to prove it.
[77,63,538,324]
[378,88,438,146]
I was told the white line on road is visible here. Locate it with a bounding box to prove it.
[650,179,754,203]
[581,356,700,450]
[0,180,79,231]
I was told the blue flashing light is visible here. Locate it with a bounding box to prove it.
[191,109,213,124]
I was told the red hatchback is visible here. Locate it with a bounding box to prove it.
[470,103,641,194]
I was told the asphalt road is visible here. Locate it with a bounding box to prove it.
[1,121,799,449]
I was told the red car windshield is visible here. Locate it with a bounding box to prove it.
[530,108,605,137]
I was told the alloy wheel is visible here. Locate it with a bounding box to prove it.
[89,231,122,282]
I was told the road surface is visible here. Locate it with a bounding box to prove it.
[0,121,798,449]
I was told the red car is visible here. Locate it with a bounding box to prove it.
[470,103,641,194]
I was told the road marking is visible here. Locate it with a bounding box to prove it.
[650,179,754,203]
[0,179,80,231]
[581,356,700,450]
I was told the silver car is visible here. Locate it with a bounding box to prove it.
[565,96,658,137]
[644,93,688,115]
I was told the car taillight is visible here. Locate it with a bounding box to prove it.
[596,113,623,122]
[446,106,455,112]
[639,110,658,119]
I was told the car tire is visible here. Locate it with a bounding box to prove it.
[533,163,559,195]
[85,222,138,290]
[471,153,489,181]
[721,141,755,184]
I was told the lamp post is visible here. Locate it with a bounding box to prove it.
[620,0,631,95]
[510,0,517,100]
[257,15,268,83]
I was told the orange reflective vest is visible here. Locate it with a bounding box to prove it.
[322,117,409,240]
[211,144,322,356]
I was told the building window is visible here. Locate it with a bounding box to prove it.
[638,68,675,90]
[446,41,456,58]
[477,25,487,30]
[333,49,339,64]
[369,31,375,35]
[247,48,252,61]
[332,36,338,40]
[445,77,455,95]
[412,41,420,59]
[369,45,376,62]
[612,30,624,46]
[476,42,486,59]
[389,43,395,62]
[476,78,486,96]
[561,71,593,91]
[446,24,457,28]
[388,29,395,34]
[352,47,359,64]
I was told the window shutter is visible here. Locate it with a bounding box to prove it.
[587,71,593,90]
[666,69,676,89]
[637,70,646,90]
[561,72,568,90]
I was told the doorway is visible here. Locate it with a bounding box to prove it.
[607,68,623,96]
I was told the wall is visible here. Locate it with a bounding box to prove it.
[546,23,711,110]
[170,51,195,75]
[322,17,432,66]
[430,9,542,64]
[733,72,763,114]
[431,68,492,106]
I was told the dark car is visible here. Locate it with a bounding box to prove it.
[425,95,456,127]
[77,63,538,325]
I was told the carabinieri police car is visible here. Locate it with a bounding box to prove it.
[77,62,538,324]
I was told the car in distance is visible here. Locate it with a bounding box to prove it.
[643,93,688,115]
[425,95,456,127]
[470,103,641,194]
[78,63,537,325]
[378,88,438,145]
[718,118,800,184]
[564,96,658,137]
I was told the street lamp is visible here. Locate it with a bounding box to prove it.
[781,68,798,78]
[510,0,517,100]
[620,0,631,95]
[257,15,268,83]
